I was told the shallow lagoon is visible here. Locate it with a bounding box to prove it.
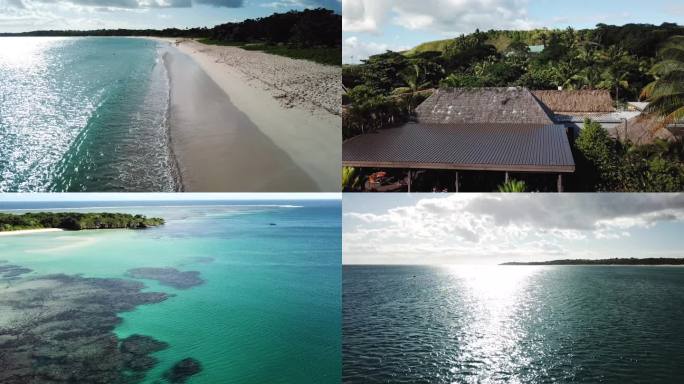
[0,200,341,383]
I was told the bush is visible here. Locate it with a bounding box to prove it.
[574,119,620,191]
[574,119,684,191]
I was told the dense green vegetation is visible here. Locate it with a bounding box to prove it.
[574,119,684,192]
[0,212,164,232]
[502,258,684,265]
[198,39,340,66]
[0,9,341,65]
[343,23,684,139]
[343,23,684,192]
[641,36,684,125]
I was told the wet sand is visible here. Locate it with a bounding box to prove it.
[162,48,320,191]
[154,38,340,192]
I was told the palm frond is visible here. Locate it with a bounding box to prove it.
[662,106,684,127]
[640,81,657,100]
[659,46,684,62]
[650,60,684,76]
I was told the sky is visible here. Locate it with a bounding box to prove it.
[342,0,684,63]
[0,0,341,33]
[0,193,341,201]
[343,194,684,265]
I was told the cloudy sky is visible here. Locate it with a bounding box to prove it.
[343,194,684,265]
[0,0,340,32]
[343,0,684,63]
[0,192,340,201]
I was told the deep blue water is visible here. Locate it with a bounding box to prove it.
[343,265,684,383]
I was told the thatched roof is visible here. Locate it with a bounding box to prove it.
[532,90,615,113]
[415,87,554,125]
[615,114,677,145]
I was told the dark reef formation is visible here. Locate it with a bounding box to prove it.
[126,268,204,289]
[120,335,170,373]
[163,358,203,383]
[0,272,171,383]
[0,264,32,279]
[191,257,215,264]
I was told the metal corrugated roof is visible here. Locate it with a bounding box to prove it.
[343,123,576,173]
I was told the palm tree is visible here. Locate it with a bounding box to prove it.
[597,46,631,102]
[392,63,432,115]
[564,66,602,90]
[598,68,630,103]
[641,35,684,127]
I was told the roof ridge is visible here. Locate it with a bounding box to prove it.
[415,87,554,125]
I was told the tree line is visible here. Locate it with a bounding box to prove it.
[0,212,165,231]
[343,23,684,139]
[0,8,341,48]
[502,258,684,265]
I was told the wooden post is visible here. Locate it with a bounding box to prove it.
[407,170,412,193]
[505,172,509,183]
[455,171,459,193]
[557,174,563,193]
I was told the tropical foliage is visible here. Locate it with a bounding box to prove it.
[0,212,165,232]
[342,23,684,191]
[343,24,684,136]
[574,119,684,191]
[641,35,684,127]
[1,9,341,65]
[497,179,528,193]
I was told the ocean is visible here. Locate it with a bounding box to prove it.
[0,200,341,383]
[0,37,177,192]
[343,265,684,383]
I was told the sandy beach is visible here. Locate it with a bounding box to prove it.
[151,38,341,192]
[0,228,65,236]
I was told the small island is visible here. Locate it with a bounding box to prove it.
[0,212,164,232]
[501,258,684,266]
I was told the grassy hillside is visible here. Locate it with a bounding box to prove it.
[404,38,457,55]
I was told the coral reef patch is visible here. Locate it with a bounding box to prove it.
[126,267,204,289]
[0,272,171,384]
[163,358,203,383]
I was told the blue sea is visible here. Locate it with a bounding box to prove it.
[0,199,341,383]
[343,265,684,384]
[0,37,176,192]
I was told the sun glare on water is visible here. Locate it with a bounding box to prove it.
[444,265,543,383]
[0,37,67,68]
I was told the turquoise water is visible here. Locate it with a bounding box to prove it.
[0,37,176,192]
[343,265,684,383]
[0,201,341,383]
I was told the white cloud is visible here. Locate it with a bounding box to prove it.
[342,0,533,34]
[343,35,408,63]
[343,194,684,265]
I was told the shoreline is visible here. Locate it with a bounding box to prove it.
[0,228,65,236]
[148,37,340,191]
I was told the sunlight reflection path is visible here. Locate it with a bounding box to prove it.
[445,265,542,383]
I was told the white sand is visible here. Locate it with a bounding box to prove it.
[0,228,65,236]
[150,37,341,191]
